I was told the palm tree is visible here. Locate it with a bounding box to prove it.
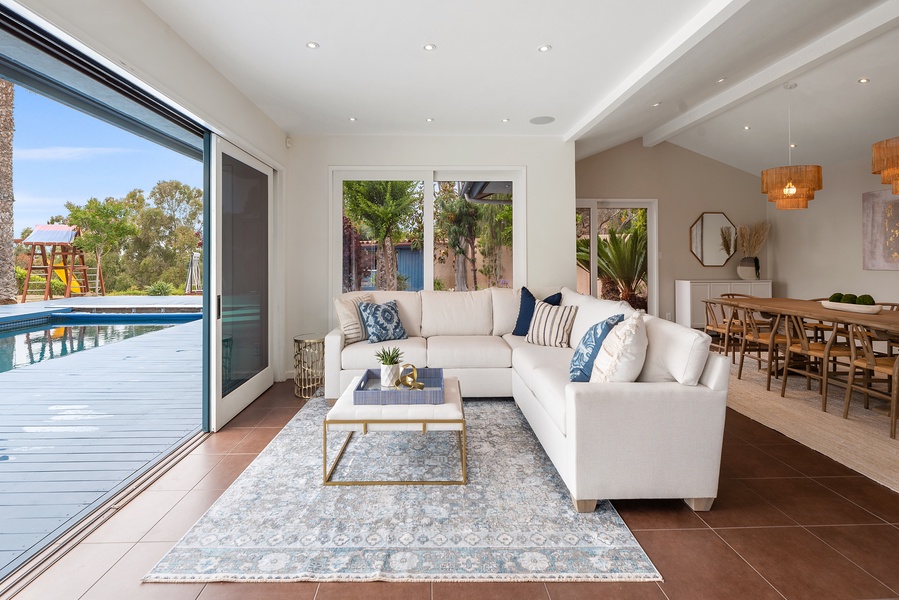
[343,180,420,291]
[596,226,648,309]
[0,79,15,305]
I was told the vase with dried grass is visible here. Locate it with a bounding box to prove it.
[736,221,770,280]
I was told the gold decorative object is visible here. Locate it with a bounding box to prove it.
[872,135,899,194]
[761,82,822,209]
[294,333,325,398]
[396,363,425,389]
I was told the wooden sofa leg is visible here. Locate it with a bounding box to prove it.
[684,497,715,511]
[572,498,597,513]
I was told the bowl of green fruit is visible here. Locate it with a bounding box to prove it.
[821,293,882,314]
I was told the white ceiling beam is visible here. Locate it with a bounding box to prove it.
[642,0,899,147]
[563,0,751,142]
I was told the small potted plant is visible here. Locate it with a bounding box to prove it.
[374,346,404,387]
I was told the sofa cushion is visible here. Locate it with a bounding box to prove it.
[359,300,407,343]
[341,337,428,370]
[638,315,712,385]
[368,291,422,337]
[427,335,512,368]
[526,301,578,348]
[512,342,575,378]
[513,287,563,336]
[491,287,520,336]
[591,311,647,383]
[334,292,372,344]
[420,290,493,337]
[560,287,635,344]
[513,344,573,435]
[569,313,625,382]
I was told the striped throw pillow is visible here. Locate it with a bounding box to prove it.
[334,293,373,344]
[526,301,578,348]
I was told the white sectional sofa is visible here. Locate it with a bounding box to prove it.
[324,287,729,512]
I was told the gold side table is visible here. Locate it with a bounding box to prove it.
[294,333,325,398]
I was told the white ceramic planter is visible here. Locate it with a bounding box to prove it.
[380,364,400,387]
[737,256,759,280]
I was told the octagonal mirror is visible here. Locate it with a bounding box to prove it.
[690,212,736,266]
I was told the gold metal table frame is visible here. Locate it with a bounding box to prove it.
[322,416,467,486]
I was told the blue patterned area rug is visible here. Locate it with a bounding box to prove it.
[145,399,661,583]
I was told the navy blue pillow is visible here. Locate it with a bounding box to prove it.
[513,287,562,336]
[569,314,625,382]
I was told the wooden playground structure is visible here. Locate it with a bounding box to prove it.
[20,224,104,302]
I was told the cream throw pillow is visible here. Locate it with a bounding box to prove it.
[334,293,373,344]
[591,310,648,383]
[526,300,578,348]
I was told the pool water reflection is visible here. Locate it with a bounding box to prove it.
[0,324,171,373]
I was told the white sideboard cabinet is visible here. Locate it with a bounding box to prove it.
[675,279,773,329]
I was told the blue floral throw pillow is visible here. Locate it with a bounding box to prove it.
[358,300,408,343]
[569,313,624,382]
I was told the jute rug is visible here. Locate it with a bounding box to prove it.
[145,399,660,583]
[727,362,899,492]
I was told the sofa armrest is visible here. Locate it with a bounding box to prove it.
[563,380,727,500]
[324,327,345,399]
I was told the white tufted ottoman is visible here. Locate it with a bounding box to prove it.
[323,375,466,485]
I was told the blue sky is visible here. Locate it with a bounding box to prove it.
[12,86,203,237]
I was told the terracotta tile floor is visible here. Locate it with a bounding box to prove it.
[9,383,899,600]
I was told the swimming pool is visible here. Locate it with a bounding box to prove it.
[0,312,202,373]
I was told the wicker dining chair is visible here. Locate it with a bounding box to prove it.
[780,315,852,410]
[735,305,786,391]
[705,300,742,362]
[843,323,898,439]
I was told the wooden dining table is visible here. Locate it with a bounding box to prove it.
[710,297,899,340]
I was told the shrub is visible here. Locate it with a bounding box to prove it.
[146,280,176,296]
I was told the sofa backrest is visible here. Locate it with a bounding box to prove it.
[560,286,635,344]
[420,289,494,336]
[364,291,423,337]
[491,287,520,336]
[638,314,712,385]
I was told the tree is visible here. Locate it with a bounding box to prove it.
[65,197,138,294]
[118,181,203,289]
[477,201,513,287]
[595,226,648,310]
[435,182,481,290]
[0,79,15,304]
[343,180,420,291]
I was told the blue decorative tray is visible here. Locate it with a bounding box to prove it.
[353,368,444,405]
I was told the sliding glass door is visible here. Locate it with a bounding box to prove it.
[209,136,273,430]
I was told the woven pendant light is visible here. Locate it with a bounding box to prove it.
[761,83,822,210]
[872,136,899,194]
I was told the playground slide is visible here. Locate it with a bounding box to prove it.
[53,262,81,294]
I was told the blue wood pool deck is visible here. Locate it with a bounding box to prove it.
[0,312,203,580]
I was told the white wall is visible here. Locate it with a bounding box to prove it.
[287,135,576,342]
[767,156,898,300]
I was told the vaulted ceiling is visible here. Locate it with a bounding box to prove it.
[141,0,899,174]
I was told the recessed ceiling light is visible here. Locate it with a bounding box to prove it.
[426,118,434,122]
[789,143,797,148]
[349,117,357,122]
[423,43,437,51]
[651,102,662,108]
[858,77,870,84]
[501,118,510,123]
[537,44,552,52]
[306,42,319,49]
[717,77,727,83]
[529,116,555,125]
[743,125,751,130]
